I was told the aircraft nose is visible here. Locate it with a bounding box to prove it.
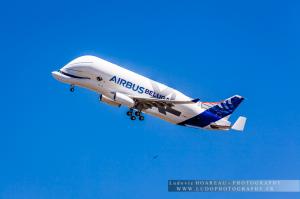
[52,71,61,81]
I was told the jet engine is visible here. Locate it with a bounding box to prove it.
[113,92,135,107]
[99,94,121,107]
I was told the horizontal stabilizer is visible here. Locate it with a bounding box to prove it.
[231,116,247,131]
[191,98,200,103]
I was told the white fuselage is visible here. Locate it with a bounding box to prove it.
[52,55,204,125]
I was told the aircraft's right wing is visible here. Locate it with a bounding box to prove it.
[129,96,199,116]
[131,96,199,105]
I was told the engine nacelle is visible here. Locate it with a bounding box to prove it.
[114,92,135,107]
[99,94,121,107]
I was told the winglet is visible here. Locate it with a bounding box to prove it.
[191,98,200,103]
[231,116,247,131]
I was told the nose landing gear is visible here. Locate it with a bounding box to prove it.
[70,84,75,92]
[127,109,144,121]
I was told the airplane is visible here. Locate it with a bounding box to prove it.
[52,55,247,131]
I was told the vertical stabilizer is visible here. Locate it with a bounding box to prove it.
[206,95,244,118]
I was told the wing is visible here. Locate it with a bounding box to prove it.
[130,96,199,116]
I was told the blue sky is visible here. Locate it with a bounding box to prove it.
[0,0,299,198]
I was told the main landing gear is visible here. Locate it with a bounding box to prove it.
[126,108,144,121]
[70,84,75,92]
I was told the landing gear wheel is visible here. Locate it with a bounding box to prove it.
[127,111,132,116]
[139,116,144,121]
[70,86,75,92]
[130,116,136,120]
[135,111,141,116]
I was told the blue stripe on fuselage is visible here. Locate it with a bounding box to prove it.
[178,96,244,128]
[178,109,222,128]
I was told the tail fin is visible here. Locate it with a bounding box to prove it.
[207,95,244,118]
[232,116,247,131]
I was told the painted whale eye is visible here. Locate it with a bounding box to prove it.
[96,76,102,81]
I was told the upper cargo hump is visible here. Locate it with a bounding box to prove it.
[68,55,100,65]
[207,95,244,118]
[61,55,103,71]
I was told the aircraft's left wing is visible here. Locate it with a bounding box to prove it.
[129,96,199,116]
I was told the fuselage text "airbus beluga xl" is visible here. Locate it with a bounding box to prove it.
[52,55,247,131]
